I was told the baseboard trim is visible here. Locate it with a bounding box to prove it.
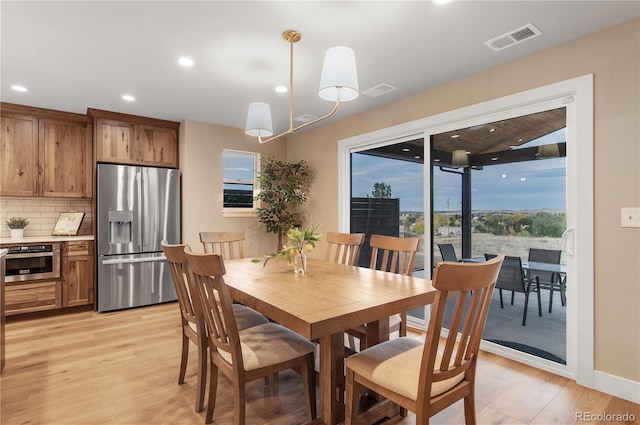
[593,370,640,404]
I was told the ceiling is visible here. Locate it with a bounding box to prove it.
[2,1,638,137]
[363,107,567,167]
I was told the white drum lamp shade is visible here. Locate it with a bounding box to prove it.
[245,102,274,137]
[318,46,359,102]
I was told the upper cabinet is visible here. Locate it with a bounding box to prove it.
[88,109,179,168]
[0,103,92,198]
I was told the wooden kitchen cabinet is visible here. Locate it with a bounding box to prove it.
[5,281,62,316]
[89,108,179,168]
[62,241,94,308]
[0,103,93,198]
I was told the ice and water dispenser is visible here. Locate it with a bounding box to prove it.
[108,211,134,244]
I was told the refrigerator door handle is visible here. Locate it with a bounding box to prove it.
[137,169,143,249]
[101,255,167,265]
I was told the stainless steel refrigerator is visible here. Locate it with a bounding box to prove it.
[97,164,180,312]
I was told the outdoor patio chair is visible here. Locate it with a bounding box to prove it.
[438,243,460,262]
[485,254,542,326]
[528,248,563,313]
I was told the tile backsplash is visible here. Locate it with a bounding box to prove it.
[1,197,92,238]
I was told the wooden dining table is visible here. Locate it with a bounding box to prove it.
[222,257,436,425]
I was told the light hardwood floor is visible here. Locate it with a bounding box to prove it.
[1,303,637,425]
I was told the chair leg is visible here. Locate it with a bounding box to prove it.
[498,289,504,308]
[345,368,360,425]
[510,290,515,305]
[548,289,554,313]
[536,281,542,317]
[234,379,246,425]
[522,293,529,326]
[463,392,477,425]
[205,361,218,424]
[301,355,317,420]
[179,333,189,385]
[195,339,207,412]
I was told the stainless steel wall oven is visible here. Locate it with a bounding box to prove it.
[4,244,61,283]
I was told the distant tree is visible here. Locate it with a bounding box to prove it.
[529,212,565,237]
[371,182,392,199]
[413,220,425,236]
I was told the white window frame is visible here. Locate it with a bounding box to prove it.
[338,75,594,389]
[222,149,260,218]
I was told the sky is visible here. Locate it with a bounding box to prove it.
[351,128,567,212]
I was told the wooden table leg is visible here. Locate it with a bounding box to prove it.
[319,332,345,425]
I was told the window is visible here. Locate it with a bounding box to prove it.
[223,150,259,216]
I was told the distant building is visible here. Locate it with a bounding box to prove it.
[438,226,461,235]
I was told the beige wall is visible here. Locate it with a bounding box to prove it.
[179,120,286,257]
[285,18,640,383]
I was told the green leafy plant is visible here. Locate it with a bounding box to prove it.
[253,224,322,267]
[5,217,29,229]
[254,155,313,250]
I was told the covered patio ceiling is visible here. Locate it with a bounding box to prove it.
[361,107,567,167]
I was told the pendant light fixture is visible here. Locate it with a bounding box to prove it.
[245,30,359,144]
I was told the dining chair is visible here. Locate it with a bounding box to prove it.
[161,242,269,412]
[324,231,365,266]
[199,231,245,259]
[184,250,317,425]
[438,243,460,262]
[347,234,421,351]
[485,253,541,326]
[344,255,504,425]
[528,248,563,313]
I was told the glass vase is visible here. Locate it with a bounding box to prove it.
[293,249,307,274]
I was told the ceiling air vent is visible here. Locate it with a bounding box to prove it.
[484,23,542,52]
[295,114,318,123]
[362,83,397,98]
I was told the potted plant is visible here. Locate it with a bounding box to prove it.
[256,224,322,274]
[6,216,29,239]
[255,155,313,250]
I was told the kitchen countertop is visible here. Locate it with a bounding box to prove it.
[0,235,94,245]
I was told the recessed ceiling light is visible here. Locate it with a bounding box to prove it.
[11,85,28,92]
[434,158,441,162]
[414,155,421,159]
[275,85,287,93]
[450,134,460,138]
[178,57,194,67]
[465,151,471,155]
[491,157,499,161]
[122,95,135,102]
[402,148,410,152]
[489,128,496,132]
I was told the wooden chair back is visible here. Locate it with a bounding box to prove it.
[184,251,242,371]
[369,234,420,276]
[417,255,504,412]
[161,241,207,412]
[325,231,365,266]
[163,242,198,323]
[199,231,245,259]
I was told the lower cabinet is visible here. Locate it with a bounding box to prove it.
[3,240,95,315]
[63,241,94,308]
[5,281,62,316]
